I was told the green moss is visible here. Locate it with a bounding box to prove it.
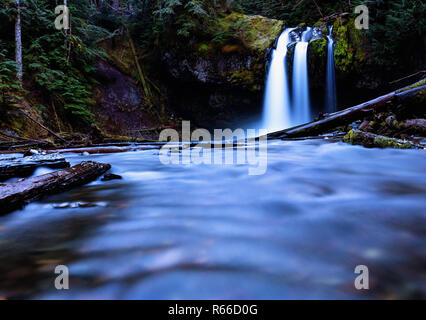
[222,69,257,90]
[397,79,426,93]
[196,43,213,57]
[344,129,413,149]
[308,38,327,75]
[313,21,323,28]
[373,136,412,149]
[311,38,327,58]
[332,18,367,74]
[343,129,357,143]
[218,13,284,54]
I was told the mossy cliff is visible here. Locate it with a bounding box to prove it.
[158,12,283,127]
[161,12,284,92]
[307,17,369,89]
[332,17,367,75]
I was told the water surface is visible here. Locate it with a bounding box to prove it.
[0,140,425,299]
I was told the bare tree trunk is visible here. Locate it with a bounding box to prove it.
[14,0,23,86]
[64,0,69,60]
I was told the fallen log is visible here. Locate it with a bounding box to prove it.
[0,139,54,151]
[268,83,426,139]
[0,154,70,181]
[343,129,421,149]
[0,161,111,215]
[45,145,160,154]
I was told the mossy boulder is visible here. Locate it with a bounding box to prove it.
[219,13,284,55]
[344,129,414,149]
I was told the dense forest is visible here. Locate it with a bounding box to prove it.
[0,0,424,142]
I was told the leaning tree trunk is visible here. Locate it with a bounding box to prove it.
[14,0,23,86]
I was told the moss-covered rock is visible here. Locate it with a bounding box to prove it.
[344,129,414,149]
[219,13,284,54]
[308,37,327,86]
[332,17,368,75]
[161,12,284,92]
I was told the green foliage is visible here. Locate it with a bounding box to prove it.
[20,0,112,124]
[153,0,212,38]
[0,0,112,125]
[235,0,425,75]
[234,0,350,26]
[352,0,425,72]
[0,41,23,106]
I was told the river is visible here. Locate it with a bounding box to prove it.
[0,139,425,299]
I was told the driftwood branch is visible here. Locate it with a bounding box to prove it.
[126,28,151,102]
[0,161,111,215]
[17,109,70,145]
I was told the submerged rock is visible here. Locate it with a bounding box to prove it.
[101,173,122,181]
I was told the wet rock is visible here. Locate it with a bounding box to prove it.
[385,114,399,129]
[399,119,426,135]
[343,129,416,149]
[52,201,108,209]
[358,120,371,132]
[23,149,40,157]
[101,173,122,181]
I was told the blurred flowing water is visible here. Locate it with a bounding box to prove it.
[262,28,295,132]
[325,26,337,114]
[292,28,312,125]
[0,140,425,299]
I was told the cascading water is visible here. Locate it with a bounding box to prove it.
[261,28,294,132]
[261,26,337,132]
[325,26,337,113]
[292,27,312,125]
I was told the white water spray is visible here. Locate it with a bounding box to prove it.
[292,28,312,125]
[325,26,337,113]
[261,28,295,132]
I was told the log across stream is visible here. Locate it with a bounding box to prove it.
[0,161,110,215]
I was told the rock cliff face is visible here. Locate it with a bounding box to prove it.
[159,13,284,128]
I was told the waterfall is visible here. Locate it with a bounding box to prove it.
[261,26,336,132]
[292,28,312,125]
[325,26,337,113]
[261,28,294,132]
